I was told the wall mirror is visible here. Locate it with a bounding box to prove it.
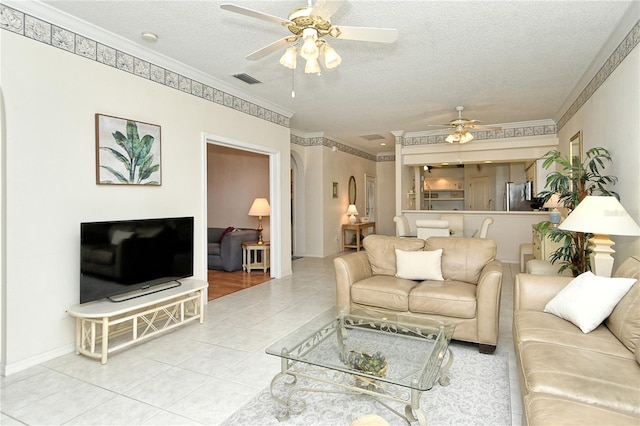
[348,176,357,204]
[570,131,582,162]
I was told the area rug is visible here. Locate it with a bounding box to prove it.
[221,343,511,426]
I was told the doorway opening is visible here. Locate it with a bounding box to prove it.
[202,134,282,282]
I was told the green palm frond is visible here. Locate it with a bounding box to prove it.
[101,120,159,184]
[537,147,617,276]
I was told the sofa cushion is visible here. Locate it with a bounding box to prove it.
[519,341,640,416]
[409,280,477,318]
[424,237,496,284]
[363,235,425,277]
[524,393,640,426]
[606,257,640,353]
[351,275,417,311]
[395,249,444,281]
[543,271,636,333]
[513,311,634,359]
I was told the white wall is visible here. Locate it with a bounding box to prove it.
[1,32,290,373]
[206,145,270,240]
[558,45,640,269]
[375,160,396,236]
[290,143,376,257]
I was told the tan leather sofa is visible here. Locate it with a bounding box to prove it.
[513,256,640,425]
[334,235,503,353]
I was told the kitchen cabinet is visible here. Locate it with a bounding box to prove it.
[423,177,465,210]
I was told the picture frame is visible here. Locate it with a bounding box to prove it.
[569,130,582,190]
[332,182,338,198]
[569,130,582,162]
[95,114,162,185]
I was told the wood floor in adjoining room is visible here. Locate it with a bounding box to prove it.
[207,268,271,300]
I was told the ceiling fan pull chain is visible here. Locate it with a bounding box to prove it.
[291,66,296,98]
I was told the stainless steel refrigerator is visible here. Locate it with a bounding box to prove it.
[505,181,534,211]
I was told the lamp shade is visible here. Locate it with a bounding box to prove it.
[323,44,342,69]
[248,198,271,217]
[346,204,359,216]
[279,45,297,69]
[558,196,640,236]
[459,131,474,144]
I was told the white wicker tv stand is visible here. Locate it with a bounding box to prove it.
[67,278,208,364]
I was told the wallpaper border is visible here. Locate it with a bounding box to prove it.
[0,4,290,129]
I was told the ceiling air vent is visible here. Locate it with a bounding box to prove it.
[360,134,386,141]
[233,73,262,85]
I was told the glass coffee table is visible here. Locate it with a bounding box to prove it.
[265,307,456,425]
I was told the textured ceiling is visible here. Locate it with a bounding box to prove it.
[38,0,635,153]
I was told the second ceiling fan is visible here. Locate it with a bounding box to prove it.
[220,0,398,73]
[428,106,501,144]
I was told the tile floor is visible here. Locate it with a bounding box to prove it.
[0,256,523,426]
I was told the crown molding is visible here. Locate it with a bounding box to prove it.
[4,0,294,119]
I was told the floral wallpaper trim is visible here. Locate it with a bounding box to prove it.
[290,134,378,162]
[0,4,290,129]
[403,124,557,147]
[556,20,640,131]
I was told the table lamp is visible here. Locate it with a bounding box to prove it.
[558,195,640,277]
[543,193,563,227]
[248,197,270,245]
[346,204,359,224]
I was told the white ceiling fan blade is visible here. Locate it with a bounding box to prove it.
[220,4,292,27]
[311,0,344,19]
[469,124,502,130]
[332,25,398,43]
[245,37,291,60]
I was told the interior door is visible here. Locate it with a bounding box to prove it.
[365,174,376,222]
[469,176,490,210]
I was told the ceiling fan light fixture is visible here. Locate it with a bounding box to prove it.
[279,45,297,69]
[304,57,321,74]
[300,29,319,60]
[460,131,474,144]
[323,43,341,69]
[445,133,458,143]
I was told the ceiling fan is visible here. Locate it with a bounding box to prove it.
[427,106,501,144]
[220,1,398,73]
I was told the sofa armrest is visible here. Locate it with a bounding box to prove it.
[333,251,372,309]
[220,229,259,272]
[207,228,225,243]
[475,259,503,346]
[514,273,573,312]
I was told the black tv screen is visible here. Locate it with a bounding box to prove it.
[80,216,194,303]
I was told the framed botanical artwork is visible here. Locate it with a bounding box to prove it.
[95,114,161,185]
[332,182,338,198]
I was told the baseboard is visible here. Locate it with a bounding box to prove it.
[2,343,74,377]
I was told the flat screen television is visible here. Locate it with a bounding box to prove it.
[80,216,194,303]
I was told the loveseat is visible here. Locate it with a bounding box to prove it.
[207,227,258,272]
[513,256,640,425]
[334,235,503,353]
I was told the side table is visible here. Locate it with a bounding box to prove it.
[243,241,270,273]
[342,222,376,251]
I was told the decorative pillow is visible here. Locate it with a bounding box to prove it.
[364,235,425,276]
[543,271,637,333]
[395,249,444,281]
[219,226,236,243]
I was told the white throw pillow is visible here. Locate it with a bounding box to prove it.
[543,271,636,333]
[395,248,444,281]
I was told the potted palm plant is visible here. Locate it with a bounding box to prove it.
[535,147,618,276]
